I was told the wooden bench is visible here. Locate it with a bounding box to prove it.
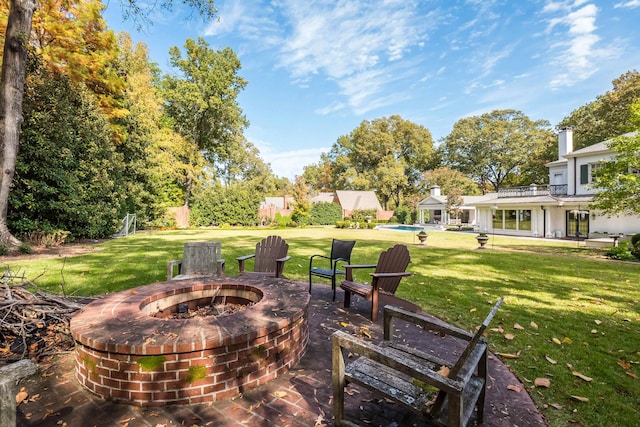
[167,241,225,280]
[332,298,503,427]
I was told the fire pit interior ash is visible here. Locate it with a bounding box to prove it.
[70,276,310,406]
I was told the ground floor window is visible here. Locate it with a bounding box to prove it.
[493,209,532,231]
[566,210,589,238]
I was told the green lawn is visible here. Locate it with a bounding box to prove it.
[4,227,638,427]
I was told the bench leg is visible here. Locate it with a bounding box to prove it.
[343,289,351,308]
[332,335,346,426]
[476,347,488,423]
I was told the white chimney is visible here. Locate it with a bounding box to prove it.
[558,127,573,160]
[430,185,441,196]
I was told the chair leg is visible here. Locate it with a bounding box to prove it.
[331,276,336,301]
[344,290,351,308]
[371,289,379,322]
[309,272,313,294]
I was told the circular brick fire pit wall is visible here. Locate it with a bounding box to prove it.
[70,276,310,406]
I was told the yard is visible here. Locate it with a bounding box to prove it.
[2,227,639,427]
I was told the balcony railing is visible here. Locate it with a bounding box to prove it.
[497,184,567,198]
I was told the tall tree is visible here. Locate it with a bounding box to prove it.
[419,166,481,196]
[0,0,217,245]
[328,115,435,209]
[559,70,640,150]
[162,38,248,206]
[441,109,554,193]
[590,101,640,215]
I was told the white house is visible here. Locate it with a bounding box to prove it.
[417,186,493,226]
[471,128,640,238]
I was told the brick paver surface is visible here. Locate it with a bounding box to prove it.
[16,283,546,427]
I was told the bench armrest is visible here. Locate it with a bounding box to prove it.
[383,305,474,342]
[167,259,182,280]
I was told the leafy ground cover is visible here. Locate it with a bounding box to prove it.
[2,227,638,426]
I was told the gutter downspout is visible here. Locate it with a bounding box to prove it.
[541,206,546,238]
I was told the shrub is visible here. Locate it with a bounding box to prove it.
[606,241,636,261]
[24,230,70,247]
[0,244,9,256]
[394,205,411,224]
[310,202,342,225]
[631,233,640,246]
[336,220,351,229]
[18,243,33,254]
[351,209,377,221]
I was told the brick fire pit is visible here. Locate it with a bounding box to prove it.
[70,276,310,406]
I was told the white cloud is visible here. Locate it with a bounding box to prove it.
[254,142,329,179]
[541,2,618,88]
[614,1,640,8]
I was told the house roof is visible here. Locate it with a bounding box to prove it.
[334,190,382,211]
[565,131,638,158]
[310,192,335,204]
[418,193,495,208]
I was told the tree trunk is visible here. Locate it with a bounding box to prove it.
[0,0,37,246]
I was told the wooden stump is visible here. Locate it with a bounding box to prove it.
[0,359,37,427]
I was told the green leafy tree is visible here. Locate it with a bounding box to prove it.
[0,0,217,245]
[328,115,435,209]
[559,70,640,150]
[290,175,311,226]
[303,153,333,191]
[445,189,464,220]
[590,101,640,215]
[11,55,122,238]
[162,38,248,206]
[441,109,554,193]
[419,167,481,196]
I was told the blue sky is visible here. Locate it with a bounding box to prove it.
[104,0,640,180]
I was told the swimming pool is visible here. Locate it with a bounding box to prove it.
[375,224,426,232]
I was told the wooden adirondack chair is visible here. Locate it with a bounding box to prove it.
[332,297,504,427]
[167,241,225,280]
[236,235,291,278]
[309,239,357,301]
[340,244,411,321]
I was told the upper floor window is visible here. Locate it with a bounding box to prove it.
[580,163,603,185]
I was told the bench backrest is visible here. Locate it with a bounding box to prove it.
[450,297,504,378]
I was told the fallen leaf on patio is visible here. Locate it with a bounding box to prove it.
[340,322,348,328]
[514,323,524,330]
[570,395,589,402]
[495,352,520,359]
[545,355,557,365]
[274,391,288,398]
[360,327,371,338]
[504,333,515,340]
[594,320,602,325]
[572,371,592,382]
[552,337,562,345]
[507,385,521,392]
[63,397,72,404]
[625,372,638,380]
[534,378,551,388]
[129,290,136,295]
[551,403,563,410]
[530,321,539,330]
[437,366,450,377]
[15,389,28,405]
[617,360,631,369]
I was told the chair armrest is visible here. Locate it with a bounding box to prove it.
[344,264,377,281]
[236,253,255,273]
[332,330,461,393]
[383,305,474,342]
[167,259,182,280]
[275,256,291,278]
[370,272,412,279]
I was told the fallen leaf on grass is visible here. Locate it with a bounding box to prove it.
[490,326,505,333]
[530,321,539,330]
[545,355,557,365]
[570,395,589,402]
[572,371,592,382]
[617,360,631,369]
[470,307,476,312]
[563,337,573,344]
[514,323,525,330]
[550,403,563,410]
[504,333,515,340]
[534,378,551,388]
[594,320,602,325]
[552,337,562,345]
[625,372,638,380]
[507,385,521,392]
[495,352,520,359]
[591,329,598,334]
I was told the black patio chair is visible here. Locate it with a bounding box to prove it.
[309,239,356,301]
